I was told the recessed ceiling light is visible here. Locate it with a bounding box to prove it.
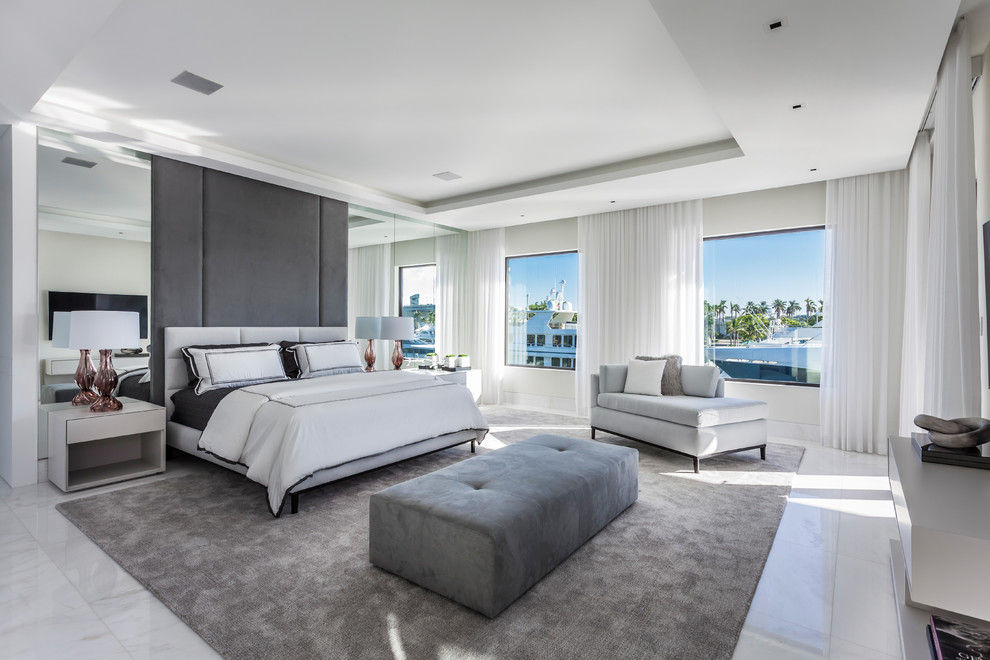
[791,104,803,110]
[610,200,616,203]
[61,156,97,168]
[171,70,224,96]
[764,17,788,33]
[433,171,462,181]
[810,168,818,172]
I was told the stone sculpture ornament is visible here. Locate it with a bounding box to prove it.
[914,414,990,449]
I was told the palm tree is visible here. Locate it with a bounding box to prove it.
[772,299,787,319]
[714,300,727,334]
[805,297,817,317]
[745,301,758,316]
[787,300,800,317]
[758,301,771,318]
[730,303,741,344]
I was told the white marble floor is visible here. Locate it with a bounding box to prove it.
[0,426,902,659]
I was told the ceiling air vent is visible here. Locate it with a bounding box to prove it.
[61,156,97,168]
[433,171,462,181]
[171,70,224,96]
[765,17,789,33]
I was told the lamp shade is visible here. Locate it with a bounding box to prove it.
[51,312,71,348]
[355,316,381,339]
[67,310,140,350]
[379,316,414,341]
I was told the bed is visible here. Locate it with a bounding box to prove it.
[164,326,489,516]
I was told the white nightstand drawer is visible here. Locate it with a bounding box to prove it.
[66,409,165,444]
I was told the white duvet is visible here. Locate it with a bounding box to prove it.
[198,370,489,515]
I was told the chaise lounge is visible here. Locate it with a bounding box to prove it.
[590,362,768,472]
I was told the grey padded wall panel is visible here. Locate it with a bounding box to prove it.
[151,157,349,404]
[151,156,203,405]
[319,197,348,326]
[202,169,321,326]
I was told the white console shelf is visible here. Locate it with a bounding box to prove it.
[888,436,990,658]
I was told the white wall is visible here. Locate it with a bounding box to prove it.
[0,123,39,487]
[703,181,826,236]
[37,230,151,376]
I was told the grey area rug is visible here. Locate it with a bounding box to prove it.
[57,406,803,660]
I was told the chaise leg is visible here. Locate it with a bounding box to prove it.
[471,439,476,454]
[693,457,700,473]
[760,446,766,461]
[290,492,299,514]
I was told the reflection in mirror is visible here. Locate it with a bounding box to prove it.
[36,129,152,421]
[346,205,462,370]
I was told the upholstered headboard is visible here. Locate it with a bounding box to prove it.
[163,326,348,420]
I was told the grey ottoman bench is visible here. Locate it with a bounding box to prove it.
[369,434,638,617]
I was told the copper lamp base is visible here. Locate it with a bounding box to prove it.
[72,349,98,406]
[364,339,376,372]
[391,340,404,370]
[90,349,123,412]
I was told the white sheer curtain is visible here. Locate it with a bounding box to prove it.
[433,228,504,404]
[435,233,470,358]
[347,244,392,370]
[576,201,703,416]
[898,133,932,436]
[467,228,505,405]
[924,19,980,420]
[821,171,908,454]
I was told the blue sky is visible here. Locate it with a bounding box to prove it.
[704,230,824,308]
[507,252,579,309]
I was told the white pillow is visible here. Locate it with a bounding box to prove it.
[182,344,287,395]
[623,359,666,396]
[292,341,364,378]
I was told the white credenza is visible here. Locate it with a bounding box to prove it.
[888,436,990,659]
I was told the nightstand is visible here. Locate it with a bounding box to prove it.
[40,398,166,492]
[405,368,482,401]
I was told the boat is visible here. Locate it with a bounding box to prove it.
[507,281,577,369]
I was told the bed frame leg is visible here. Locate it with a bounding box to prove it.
[693,457,700,473]
[591,427,597,439]
[760,446,767,461]
[290,492,299,514]
[471,439,476,454]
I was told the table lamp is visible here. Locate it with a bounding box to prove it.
[355,316,382,371]
[52,311,98,406]
[67,310,141,412]
[379,316,414,370]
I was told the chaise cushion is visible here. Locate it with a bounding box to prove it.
[597,392,768,428]
[600,364,629,394]
[680,365,720,398]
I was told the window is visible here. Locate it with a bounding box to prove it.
[506,251,579,369]
[399,265,436,358]
[704,228,824,385]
